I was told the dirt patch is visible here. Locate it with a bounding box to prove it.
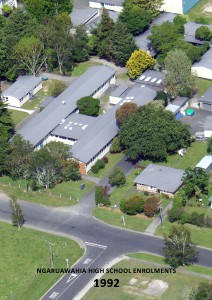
[143,279,169,296]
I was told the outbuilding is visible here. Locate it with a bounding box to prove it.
[196,155,212,172]
[199,86,212,111]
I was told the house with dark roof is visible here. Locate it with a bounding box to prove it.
[1,76,42,107]
[89,0,124,12]
[166,97,189,115]
[134,164,184,198]
[199,86,212,111]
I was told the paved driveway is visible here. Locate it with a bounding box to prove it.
[180,108,212,134]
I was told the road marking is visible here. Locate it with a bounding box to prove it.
[49,292,59,299]
[85,241,107,249]
[66,274,78,283]
[83,258,93,264]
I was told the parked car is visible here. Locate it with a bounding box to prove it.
[40,74,48,81]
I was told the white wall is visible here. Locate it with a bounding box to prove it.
[93,76,116,98]
[89,1,123,12]
[205,130,212,138]
[192,66,212,80]
[160,0,183,14]
[86,144,111,173]
[45,135,76,146]
[89,1,102,9]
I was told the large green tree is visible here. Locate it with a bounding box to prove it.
[77,96,100,116]
[72,26,90,63]
[9,195,25,229]
[119,105,191,161]
[183,167,209,198]
[108,167,126,187]
[163,225,198,267]
[124,0,163,17]
[164,49,197,97]
[115,102,138,126]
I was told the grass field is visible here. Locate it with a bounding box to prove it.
[196,78,212,96]
[155,221,212,248]
[0,222,84,300]
[88,153,124,178]
[0,176,95,207]
[72,61,101,77]
[82,259,211,300]
[186,0,212,23]
[127,253,212,276]
[8,109,28,126]
[116,73,129,80]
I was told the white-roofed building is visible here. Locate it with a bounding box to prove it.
[160,0,200,14]
[196,155,212,172]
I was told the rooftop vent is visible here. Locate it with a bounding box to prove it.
[62,101,66,104]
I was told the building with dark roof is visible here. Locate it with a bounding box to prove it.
[134,163,184,197]
[184,22,212,45]
[192,47,212,80]
[199,86,212,111]
[2,76,42,107]
[135,70,164,87]
[204,116,212,137]
[70,8,99,27]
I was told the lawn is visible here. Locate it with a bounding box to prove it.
[186,0,212,23]
[0,221,84,300]
[82,259,211,300]
[155,220,212,248]
[88,153,124,178]
[116,73,129,80]
[196,78,212,96]
[93,207,152,232]
[160,141,207,170]
[127,253,212,276]
[8,109,28,126]
[72,61,101,77]
[0,176,95,207]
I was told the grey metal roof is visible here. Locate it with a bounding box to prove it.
[133,163,184,193]
[91,0,124,5]
[136,70,164,86]
[17,66,115,146]
[184,22,212,38]
[165,103,180,114]
[193,46,212,71]
[110,85,129,98]
[51,112,96,140]
[196,155,212,169]
[70,8,99,26]
[72,86,156,163]
[135,12,176,52]
[40,96,55,108]
[2,76,42,99]
[172,97,188,107]
[199,85,212,104]
[204,116,212,130]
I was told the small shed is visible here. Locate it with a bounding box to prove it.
[196,155,212,172]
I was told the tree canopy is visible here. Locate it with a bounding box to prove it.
[188,282,212,300]
[124,0,163,17]
[195,26,212,41]
[119,105,191,161]
[115,102,138,126]
[183,167,209,198]
[77,96,100,116]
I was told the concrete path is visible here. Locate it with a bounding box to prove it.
[7,106,34,114]
[89,57,127,75]
[145,202,173,235]
[42,72,78,83]
[81,175,100,184]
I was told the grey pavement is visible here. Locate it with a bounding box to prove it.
[81,175,100,184]
[89,57,127,75]
[7,106,34,114]
[42,72,78,83]
[145,202,173,235]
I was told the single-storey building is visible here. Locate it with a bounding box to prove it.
[89,0,123,12]
[160,0,200,14]
[0,0,17,14]
[184,22,212,45]
[166,97,189,115]
[199,86,212,111]
[196,155,212,172]
[135,70,164,87]
[134,164,184,198]
[1,76,42,107]
[192,47,212,80]
[204,116,212,137]
[70,8,100,27]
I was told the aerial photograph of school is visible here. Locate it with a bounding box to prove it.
[0,0,211,299]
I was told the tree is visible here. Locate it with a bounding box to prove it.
[195,26,212,41]
[207,137,212,153]
[110,21,137,66]
[110,137,122,153]
[124,0,163,17]
[108,168,126,187]
[119,4,152,35]
[164,49,196,97]
[95,185,110,206]
[126,50,155,79]
[49,80,67,97]
[168,206,184,223]
[44,141,71,164]
[13,36,47,75]
[9,195,25,229]
[154,91,168,105]
[183,168,209,198]
[119,105,191,161]
[174,40,202,64]
[120,194,145,215]
[72,26,89,63]
[173,15,187,34]
[163,225,198,267]
[144,197,159,217]
[0,99,14,174]
[188,282,212,300]
[115,102,138,126]
[62,160,81,181]
[77,96,100,116]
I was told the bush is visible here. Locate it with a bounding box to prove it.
[144,197,159,217]
[95,159,105,170]
[49,81,67,97]
[120,195,145,215]
[154,91,168,106]
[195,26,212,41]
[189,212,205,227]
[102,156,109,164]
[110,137,122,153]
[91,165,99,174]
[168,206,183,223]
[144,191,149,196]
[69,169,81,181]
[109,167,126,187]
[195,17,209,24]
[205,216,212,228]
[95,185,111,206]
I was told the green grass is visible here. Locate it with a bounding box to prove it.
[72,61,101,77]
[88,153,124,178]
[116,73,129,80]
[82,259,211,300]
[0,176,95,207]
[160,141,207,170]
[186,0,212,24]
[155,221,212,248]
[127,253,212,276]
[93,207,152,232]
[0,221,84,300]
[196,78,212,96]
[8,109,28,126]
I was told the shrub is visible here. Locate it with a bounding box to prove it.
[49,81,67,97]
[195,17,209,24]
[69,169,81,181]
[168,206,183,223]
[109,168,126,187]
[95,159,105,170]
[205,216,212,228]
[144,197,159,217]
[154,91,168,106]
[195,26,212,41]
[120,195,145,215]
[91,165,99,174]
[144,191,149,196]
[178,212,190,224]
[102,156,109,164]
[189,212,205,227]
[95,185,111,206]
[110,137,122,153]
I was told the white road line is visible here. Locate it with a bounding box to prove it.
[66,274,78,283]
[85,242,107,249]
[83,258,93,265]
[49,292,59,299]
